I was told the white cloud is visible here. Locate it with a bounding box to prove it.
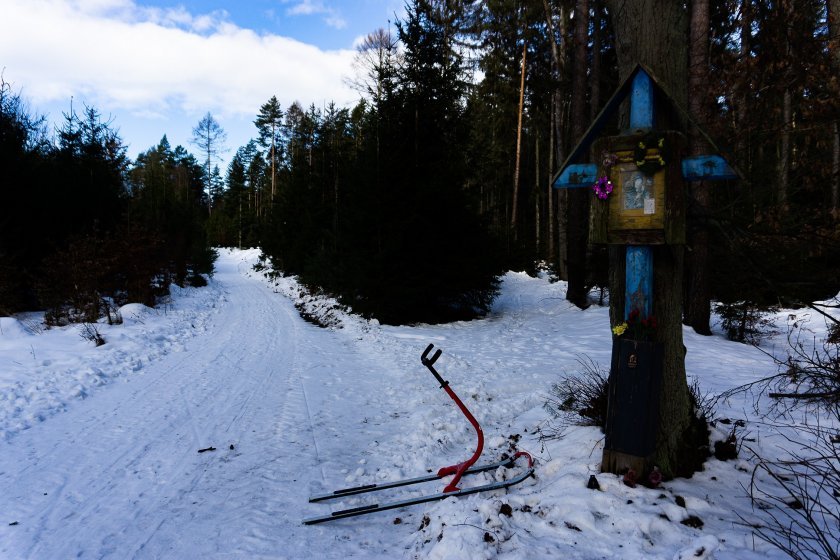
[0,0,359,121]
[285,0,323,17]
[283,0,346,30]
[325,15,348,30]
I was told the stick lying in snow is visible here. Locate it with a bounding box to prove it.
[197,447,216,453]
[769,390,840,400]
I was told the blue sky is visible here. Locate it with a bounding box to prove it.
[0,0,404,167]
[138,0,404,50]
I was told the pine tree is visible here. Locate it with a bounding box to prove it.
[357,0,502,323]
[128,136,211,288]
[0,80,50,311]
[254,96,283,202]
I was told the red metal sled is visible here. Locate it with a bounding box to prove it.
[420,343,485,492]
[303,344,534,525]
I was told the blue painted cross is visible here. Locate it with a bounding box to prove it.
[552,68,736,323]
[554,156,734,188]
[554,70,736,189]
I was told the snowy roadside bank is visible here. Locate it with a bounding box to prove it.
[1,248,836,559]
[0,271,229,440]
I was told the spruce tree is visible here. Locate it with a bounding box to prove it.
[361,0,502,323]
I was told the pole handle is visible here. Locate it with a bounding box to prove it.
[421,343,442,366]
[421,344,447,387]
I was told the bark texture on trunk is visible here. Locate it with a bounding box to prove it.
[590,0,602,122]
[542,0,563,262]
[833,121,840,217]
[778,87,792,209]
[511,41,527,235]
[548,104,556,260]
[735,0,751,167]
[549,2,571,280]
[566,0,591,308]
[829,0,840,215]
[605,0,688,113]
[684,0,712,335]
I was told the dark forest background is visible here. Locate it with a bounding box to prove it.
[1,0,838,327]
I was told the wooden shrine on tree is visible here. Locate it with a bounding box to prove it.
[553,64,737,480]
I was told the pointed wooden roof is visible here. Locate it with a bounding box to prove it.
[553,63,743,185]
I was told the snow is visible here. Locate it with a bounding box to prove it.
[1,248,836,559]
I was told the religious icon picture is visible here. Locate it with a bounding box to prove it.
[621,169,655,215]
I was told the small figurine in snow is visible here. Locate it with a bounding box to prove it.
[647,466,662,488]
[623,468,637,488]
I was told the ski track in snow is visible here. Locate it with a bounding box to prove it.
[0,250,421,559]
[1,249,834,559]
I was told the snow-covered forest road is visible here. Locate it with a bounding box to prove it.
[4,249,825,560]
[1,250,425,558]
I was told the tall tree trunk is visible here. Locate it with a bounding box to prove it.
[833,122,840,218]
[270,124,277,201]
[557,7,570,281]
[603,0,697,479]
[543,0,566,277]
[684,0,712,335]
[590,0,602,122]
[777,1,794,211]
[511,40,527,236]
[736,0,752,170]
[829,0,840,216]
[778,86,792,209]
[535,132,541,254]
[566,0,590,308]
[606,0,688,120]
[570,0,588,138]
[548,104,556,261]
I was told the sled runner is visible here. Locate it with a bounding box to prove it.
[303,344,534,525]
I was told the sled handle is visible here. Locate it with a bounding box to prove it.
[421,343,442,366]
[420,344,484,493]
[421,344,446,387]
